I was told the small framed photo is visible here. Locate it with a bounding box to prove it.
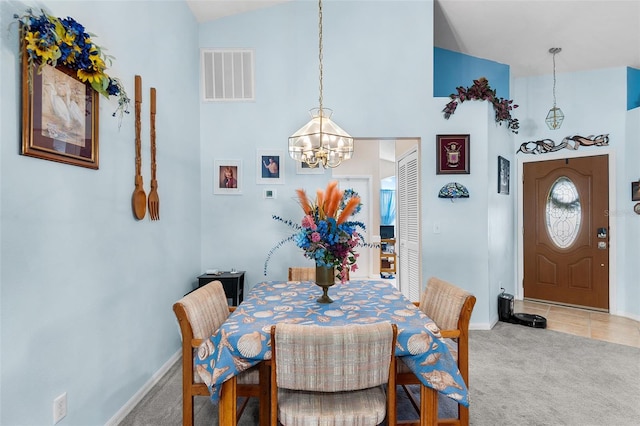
[257,150,285,184]
[632,181,640,201]
[21,61,99,169]
[436,134,470,174]
[214,160,242,195]
[263,189,277,199]
[296,160,324,175]
[498,156,510,195]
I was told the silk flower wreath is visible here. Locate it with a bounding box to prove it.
[264,181,368,283]
[14,8,130,121]
[443,77,519,134]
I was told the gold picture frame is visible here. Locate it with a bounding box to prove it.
[21,55,99,169]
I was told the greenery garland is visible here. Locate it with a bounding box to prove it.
[14,8,130,123]
[443,77,519,133]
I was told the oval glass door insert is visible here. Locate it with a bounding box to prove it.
[546,176,581,248]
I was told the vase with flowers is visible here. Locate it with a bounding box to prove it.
[264,181,366,303]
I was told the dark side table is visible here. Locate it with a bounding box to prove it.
[197,271,245,306]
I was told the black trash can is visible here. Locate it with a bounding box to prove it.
[498,291,514,321]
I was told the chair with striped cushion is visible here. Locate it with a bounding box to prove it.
[173,281,268,426]
[396,276,476,426]
[288,266,349,281]
[270,322,398,426]
[287,267,315,281]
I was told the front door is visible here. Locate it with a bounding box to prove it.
[523,155,609,310]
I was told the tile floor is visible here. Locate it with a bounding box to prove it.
[381,277,640,348]
[515,299,640,348]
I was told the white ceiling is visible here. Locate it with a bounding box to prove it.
[185,0,640,77]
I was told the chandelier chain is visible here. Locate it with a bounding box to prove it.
[288,0,353,168]
[552,50,557,107]
[318,0,323,113]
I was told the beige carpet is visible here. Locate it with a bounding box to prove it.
[119,322,640,425]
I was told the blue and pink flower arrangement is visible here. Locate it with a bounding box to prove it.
[265,182,367,283]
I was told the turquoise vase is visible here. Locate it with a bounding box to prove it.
[314,264,335,303]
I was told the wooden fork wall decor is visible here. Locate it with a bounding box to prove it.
[148,87,160,220]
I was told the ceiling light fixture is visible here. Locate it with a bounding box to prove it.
[545,47,564,130]
[288,0,353,169]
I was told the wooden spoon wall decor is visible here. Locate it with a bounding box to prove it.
[131,75,147,220]
[148,87,160,220]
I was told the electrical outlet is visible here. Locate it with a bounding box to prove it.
[53,392,67,424]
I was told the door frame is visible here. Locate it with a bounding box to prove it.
[332,175,375,278]
[516,147,617,312]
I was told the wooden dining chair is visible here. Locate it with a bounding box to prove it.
[173,281,268,426]
[287,266,349,281]
[396,276,476,426]
[270,322,398,426]
[287,266,315,281]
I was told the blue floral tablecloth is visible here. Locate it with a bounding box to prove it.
[195,279,469,407]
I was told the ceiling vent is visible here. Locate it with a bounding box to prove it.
[201,48,255,101]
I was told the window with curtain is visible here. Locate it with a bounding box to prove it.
[380,189,396,225]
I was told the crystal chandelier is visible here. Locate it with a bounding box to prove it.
[288,0,353,169]
[545,47,564,130]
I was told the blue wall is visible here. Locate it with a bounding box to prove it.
[1,1,201,424]
[627,67,640,110]
[434,47,511,99]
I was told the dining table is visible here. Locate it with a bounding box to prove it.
[195,279,469,425]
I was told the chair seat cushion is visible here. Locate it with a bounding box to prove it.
[397,357,412,374]
[194,364,260,385]
[278,386,387,426]
[237,365,260,385]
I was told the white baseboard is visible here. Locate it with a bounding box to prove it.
[105,349,180,426]
[470,320,495,331]
[613,310,640,322]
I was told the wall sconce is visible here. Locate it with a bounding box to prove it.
[438,182,469,202]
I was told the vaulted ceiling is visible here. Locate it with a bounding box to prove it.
[185,0,640,78]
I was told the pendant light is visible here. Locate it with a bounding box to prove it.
[545,47,564,130]
[288,0,353,169]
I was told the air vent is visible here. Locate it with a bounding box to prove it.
[201,49,255,101]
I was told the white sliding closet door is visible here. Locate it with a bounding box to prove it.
[397,147,421,301]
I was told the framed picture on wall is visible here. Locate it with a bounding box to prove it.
[498,155,510,195]
[632,181,640,201]
[214,160,242,194]
[296,160,324,175]
[21,61,99,169]
[257,150,285,184]
[436,134,470,174]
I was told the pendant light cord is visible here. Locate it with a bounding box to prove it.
[552,50,557,108]
[318,0,324,114]
[550,47,561,108]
